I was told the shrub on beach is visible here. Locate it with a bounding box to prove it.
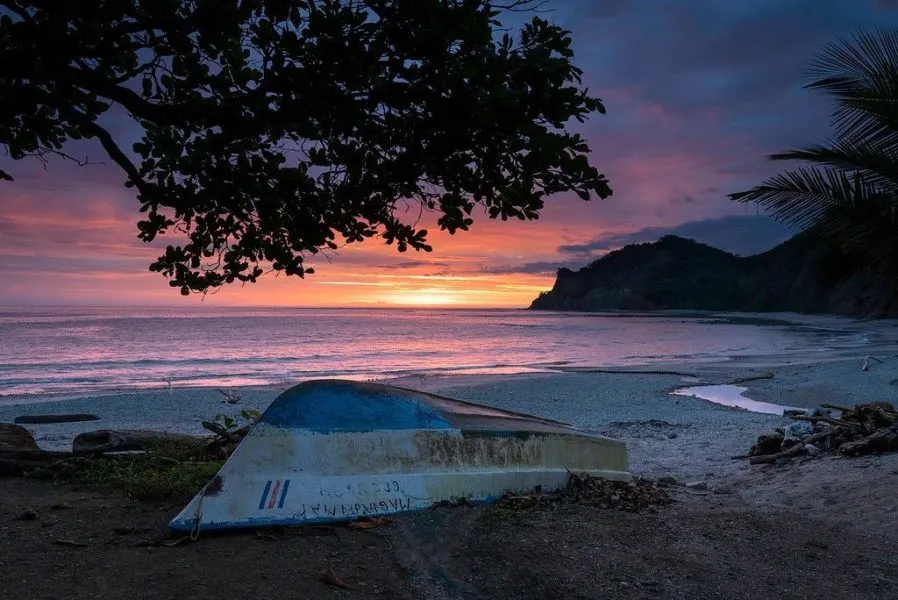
[29,440,223,501]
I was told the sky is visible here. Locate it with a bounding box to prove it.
[3,0,898,308]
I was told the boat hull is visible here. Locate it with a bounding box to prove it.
[170,381,630,532]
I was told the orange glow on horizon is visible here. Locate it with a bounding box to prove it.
[380,289,463,306]
[0,98,767,309]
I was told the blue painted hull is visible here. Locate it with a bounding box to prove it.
[170,380,630,532]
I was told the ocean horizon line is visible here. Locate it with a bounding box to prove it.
[0,304,531,311]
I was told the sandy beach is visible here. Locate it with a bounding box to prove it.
[2,349,898,598]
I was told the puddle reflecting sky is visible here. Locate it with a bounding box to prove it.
[671,384,797,415]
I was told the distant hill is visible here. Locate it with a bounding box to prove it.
[528,233,897,318]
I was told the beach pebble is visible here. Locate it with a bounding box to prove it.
[16,510,38,521]
[685,481,709,491]
[804,444,821,455]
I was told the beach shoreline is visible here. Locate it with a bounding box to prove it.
[3,351,896,471]
[2,352,898,598]
[4,307,894,399]
[7,350,895,519]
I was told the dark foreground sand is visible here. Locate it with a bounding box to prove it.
[2,354,898,599]
[2,476,897,600]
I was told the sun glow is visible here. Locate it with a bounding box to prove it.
[381,288,462,306]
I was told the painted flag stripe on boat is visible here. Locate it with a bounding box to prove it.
[258,479,291,510]
[278,480,290,508]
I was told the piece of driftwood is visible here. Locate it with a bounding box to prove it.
[839,424,898,457]
[728,372,774,385]
[14,414,100,424]
[217,389,241,404]
[52,537,87,548]
[202,422,252,457]
[72,430,205,454]
[792,415,864,429]
[556,367,700,378]
[820,403,854,413]
[748,442,806,465]
[749,433,783,456]
[201,421,237,442]
[862,355,884,371]
[319,564,352,590]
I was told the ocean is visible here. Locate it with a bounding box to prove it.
[0,306,876,400]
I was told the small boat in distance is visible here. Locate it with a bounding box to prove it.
[170,380,631,533]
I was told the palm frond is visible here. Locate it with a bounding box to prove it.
[731,166,898,268]
[769,140,898,194]
[732,28,898,278]
[729,166,881,230]
[807,28,898,149]
[819,197,898,268]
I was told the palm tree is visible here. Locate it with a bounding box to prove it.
[730,28,898,279]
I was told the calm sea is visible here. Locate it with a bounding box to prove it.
[0,307,874,398]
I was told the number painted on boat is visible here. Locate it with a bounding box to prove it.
[317,479,402,499]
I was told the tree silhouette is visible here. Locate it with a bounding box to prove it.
[0,0,611,294]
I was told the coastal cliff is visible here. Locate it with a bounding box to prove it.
[529,233,897,318]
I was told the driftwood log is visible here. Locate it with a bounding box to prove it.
[749,442,806,465]
[201,422,253,457]
[839,423,898,457]
[1,427,208,475]
[72,430,205,454]
[791,414,864,430]
[14,414,100,424]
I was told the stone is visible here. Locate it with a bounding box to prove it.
[72,429,203,454]
[0,424,40,452]
[16,510,38,521]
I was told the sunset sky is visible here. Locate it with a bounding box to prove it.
[3,0,898,308]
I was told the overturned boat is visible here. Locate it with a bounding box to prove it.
[170,379,630,532]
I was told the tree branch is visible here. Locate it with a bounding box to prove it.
[69,66,172,123]
[79,119,149,194]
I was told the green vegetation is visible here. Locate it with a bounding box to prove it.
[30,440,223,501]
[211,408,261,433]
[530,233,895,317]
[731,28,898,284]
[29,407,263,501]
[0,1,611,295]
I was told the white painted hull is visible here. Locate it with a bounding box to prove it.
[170,381,630,532]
